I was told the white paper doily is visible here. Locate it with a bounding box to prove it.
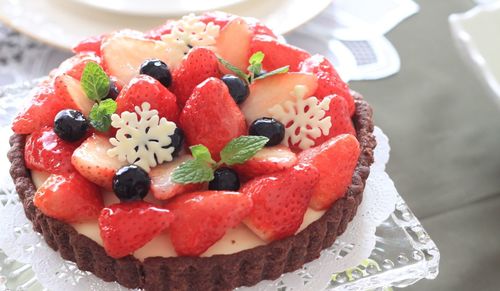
[0,101,397,291]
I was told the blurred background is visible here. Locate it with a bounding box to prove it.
[1,0,500,290]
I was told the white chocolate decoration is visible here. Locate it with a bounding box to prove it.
[108,102,177,172]
[268,85,332,150]
[162,13,220,68]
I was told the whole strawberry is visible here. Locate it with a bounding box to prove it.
[34,172,104,223]
[242,163,319,241]
[170,47,222,107]
[166,191,253,256]
[250,35,311,72]
[179,77,247,159]
[99,201,174,259]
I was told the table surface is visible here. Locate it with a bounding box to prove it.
[1,0,499,290]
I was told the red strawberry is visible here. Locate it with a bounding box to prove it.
[53,74,95,116]
[34,173,104,223]
[298,134,360,210]
[72,134,126,189]
[232,145,297,178]
[145,19,176,40]
[116,75,179,123]
[215,18,253,74]
[250,35,311,71]
[24,127,79,174]
[72,33,106,56]
[150,155,204,200]
[170,47,222,107]
[300,54,355,116]
[199,11,277,38]
[58,52,102,80]
[99,201,174,258]
[166,191,253,256]
[242,163,319,241]
[180,77,247,159]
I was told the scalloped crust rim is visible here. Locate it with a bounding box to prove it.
[8,91,376,291]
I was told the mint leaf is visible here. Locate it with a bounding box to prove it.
[89,99,117,132]
[254,65,290,81]
[217,56,249,82]
[172,159,215,184]
[220,136,269,166]
[190,145,215,164]
[249,51,265,65]
[81,62,110,101]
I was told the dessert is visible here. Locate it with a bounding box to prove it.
[8,11,376,290]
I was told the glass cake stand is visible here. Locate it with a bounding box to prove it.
[0,81,440,291]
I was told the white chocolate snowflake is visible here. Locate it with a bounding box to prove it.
[268,85,332,150]
[162,13,220,68]
[107,102,177,172]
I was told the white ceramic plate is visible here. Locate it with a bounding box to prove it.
[449,1,500,102]
[0,0,331,51]
[70,0,247,17]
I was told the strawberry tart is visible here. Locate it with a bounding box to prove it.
[8,12,376,291]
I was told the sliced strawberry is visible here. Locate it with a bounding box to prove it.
[241,72,318,124]
[232,145,297,178]
[250,35,311,71]
[72,33,106,56]
[99,201,174,258]
[150,155,203,200]
[54,74,95,116]
[72,134,126,189]
[300,54,355,116]
[34,172,103,223]
[215,18,252,74]
[145,19,176,40]
[25,127,79,174]
[170,47,222,107]
[116,75,179,122]
[298,134,360,210]
[166,191,253,256]
[58,52,102,81]
[180,77,247,159]
[101,30,173,84]
[307,95,356,149]
[242,163,319,241]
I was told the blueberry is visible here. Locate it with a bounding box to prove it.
[170,127,184,157]
[105,81,120,100]
[53,109,89,142]
[249,117,285,147]
[140,59,172,88]
[112,165,151,201]
[221,75,249,104]
[208,167,240,191]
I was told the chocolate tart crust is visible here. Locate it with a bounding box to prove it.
[8,92,376,291]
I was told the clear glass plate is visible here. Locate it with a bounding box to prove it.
[0,81,439,291]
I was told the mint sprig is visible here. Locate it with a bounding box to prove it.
[81,62,117,132]
[217,51,289,84]
[81,61,110,101]
[172,136,269,184]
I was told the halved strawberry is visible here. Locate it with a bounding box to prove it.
[101,30,173,84]
[144,19,176,40]
[250,35,311,71]
[166,191,253,256]
[54,74,95,116]
[72,134,126,189]
[240,72,318,124]
[116,75,179,123]
[242,163,319,241]
[180,77,247,159]
[308,95,356,149]
[215,18,252,74]
[300,54,355,116]
[58,52,102,80]
[34,172,104,223]
[99,201,174,258]
[199,11,277,38]
[25,127,79,174]
[170,47,222,107]
[72,33,106,56]
[232,145,297,178]
[298,134,360,210]
[150,155,204,200]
